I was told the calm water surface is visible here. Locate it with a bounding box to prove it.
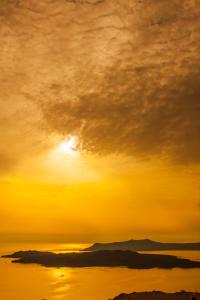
[0,243,200,300]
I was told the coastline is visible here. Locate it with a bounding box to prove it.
[3,249,200,269]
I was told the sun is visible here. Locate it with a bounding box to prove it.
[58,136,79,156]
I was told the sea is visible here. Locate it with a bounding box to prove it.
[0,243,200,300]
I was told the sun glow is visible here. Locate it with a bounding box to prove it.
[58,136,79,156]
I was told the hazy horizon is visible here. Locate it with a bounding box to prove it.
[1,233,200,244]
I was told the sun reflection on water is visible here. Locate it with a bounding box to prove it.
[51,268,74,299]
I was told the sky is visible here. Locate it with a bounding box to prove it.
[0,0,200,243]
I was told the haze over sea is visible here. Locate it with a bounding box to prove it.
[1,243,200,300]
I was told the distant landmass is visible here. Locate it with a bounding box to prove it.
[3,250,200,269]
[110,291,200,300]
[83,239,200,252]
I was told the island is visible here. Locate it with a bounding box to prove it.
[110,291,200,300]
[3,250,200,269]
[83,239,200,252]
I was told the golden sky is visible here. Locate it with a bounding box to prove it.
[0,0,200,243]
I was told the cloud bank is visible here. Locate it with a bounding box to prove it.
[1,0,200,169]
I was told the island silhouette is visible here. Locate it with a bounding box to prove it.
[3,249,200,269]
[83,239,200,252]
[110,291,200,300]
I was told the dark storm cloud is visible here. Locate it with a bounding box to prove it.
[1,0,200,166]
[43,64,200,163]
